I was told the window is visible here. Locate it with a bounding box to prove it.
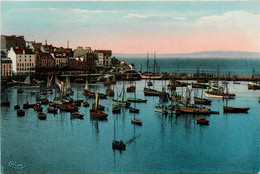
[20,59,21,62]
[30,59,31,62]
[20,56,21,58]
[32,63,34,66]
[17,63,19,67]
[25,56,26,58]
[29,56,31,58]
[25,59,26,62]
[9,65,11,68]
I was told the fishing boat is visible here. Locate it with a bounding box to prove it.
[127,98,147,103]
[14,104,20,110]
[140,53,162,80]
[38,112,47,120]
[127,85,135,92]
[112,106,121,114]
[129,107,140,113]
[205,81,235,99]
[194,97,212,105]
[92,103,105,111]
[178,88,211,114]
[89,93,108,120]
[223,106,250,113]
[112,117,126,150]
[23,102,35,109]
[47,107,58,114]
[192,82,208,89]
[131,81,142,125]
[112,85,131,108]
[233,81,240,84]
[196,117,209,125]
[154,104,178,114]
[248,82,260,90]
[1,101,10,106]
[17,109,25,116]
[15,75,40,88]
[71,112,84,119]
[34,104,43,112]
[143,87,163,96]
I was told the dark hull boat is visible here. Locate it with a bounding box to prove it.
[38,112,47,120]
[129,107,140,113]
[90,108,108,120]
[112,106,121,114]
[83,90,107,99]
[23,103,35,109]
[1,102,10,106]
[223,106,250,113]
[192,83,208,89]
[127,98,147,103]
[143,87,163,96]
[17,89,23,93]
[112,140,126,150]
[196,117,209,125]
[127,86,136,92]
[92,103,105,111]
[17,109,25,116]
[71,112,84,119]
[194,97,212,105]
[34,104,43,112]
[14,104,20,110]
[47,107,58,114]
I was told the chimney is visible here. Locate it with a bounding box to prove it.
[45,40,47,45]
[67,40,69,48]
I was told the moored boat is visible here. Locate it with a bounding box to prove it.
[71,112,84,119]
[1,101,10,106]
[34,104,43,112]
[194,97,212,105]
[112,140,126,150]
[14,104,20,110]
[131,118,143,125]
[192,83,208,89]
[248,82,260,90]
[41,98,49,105]
[127,86,136,92]
[129,107,140,113]
[143,87,163,96]
[17,109,25,116]
[47,107,58,114]
[112,106,121,114]
[196,117,209,125]
[127,98,147,103]
[106,88,115,97]
[38,112,47,120]
[89,93,108,120]
[223,106,250,113]
[83,102,90,107]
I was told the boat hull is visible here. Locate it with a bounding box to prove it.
[223,106,250,113]
[205,91,235,99]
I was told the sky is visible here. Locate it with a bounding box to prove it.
[1,1,260,54]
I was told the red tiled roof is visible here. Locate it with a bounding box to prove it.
[5,35,25,40]
[13,48,34,54]
[39,52,53,59]
[32,43,42,51]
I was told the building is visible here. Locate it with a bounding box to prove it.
[1,35,26,51]
[1,51,12,77]
[7,47,36,74]
[53,47,73,67]
[72,47,96,71]
[38,52,55,69]
[95,50,112,67]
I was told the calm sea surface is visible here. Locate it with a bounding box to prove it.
[122,58,260,75]
[1,78,260,173]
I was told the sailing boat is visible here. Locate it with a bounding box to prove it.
[140,52,162,80]
[89,93,108,120]
[112,85,131,108]
[112,92,121,114]
[131,82,142,125]
[194,88,212,105]
[15,74,39,88]
[127,81,136,93]
[205,81,235,99]
[223,84,250,113]
[46,74,53,94]
[112,116,126,150]
[83,77,107,99]
[129,81,140,113]
[177,87,211,114]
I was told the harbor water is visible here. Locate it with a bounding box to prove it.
[1,79,260,173]
[122,58,260,75]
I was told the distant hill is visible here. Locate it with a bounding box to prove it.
[113,51,260,59]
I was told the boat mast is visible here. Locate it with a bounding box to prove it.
[153,51,155,75]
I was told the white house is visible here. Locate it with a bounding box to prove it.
[7,47,36,74]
